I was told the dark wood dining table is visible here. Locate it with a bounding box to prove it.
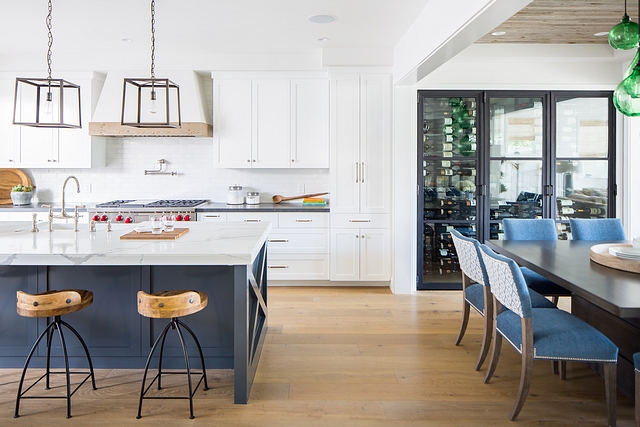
[485,239,640,398]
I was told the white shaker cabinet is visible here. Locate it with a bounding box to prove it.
[329,73,392,282]
[290,79,329,168]
[329,74,391,214]
[213,78,290,168]
[213,76,329,169]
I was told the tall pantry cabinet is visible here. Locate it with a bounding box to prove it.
[329,74,392,281]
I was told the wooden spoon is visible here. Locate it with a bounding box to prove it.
[272,192,328,204]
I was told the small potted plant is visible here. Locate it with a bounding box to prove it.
[10,184,34,206]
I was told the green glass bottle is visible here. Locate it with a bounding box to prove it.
[608,13,639,50]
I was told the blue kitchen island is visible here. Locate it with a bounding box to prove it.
[0,221,270,404]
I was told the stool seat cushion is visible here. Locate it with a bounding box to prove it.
[496,308,618,363]
[138,290,208,318]
[16,289,93,318]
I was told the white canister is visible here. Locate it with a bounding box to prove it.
[246,192,260,205]
[227,185,244,205]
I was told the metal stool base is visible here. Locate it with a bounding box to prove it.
[14,316,97,418]
[137,318,209,419]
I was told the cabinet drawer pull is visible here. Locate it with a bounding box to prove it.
[349,219,371,223]
[244,219,261,222]
[268,239,289,243]
[295,219,312,222]
[268,265,289,269]
[355,162,359,183]
[203,214,221,218]
[361,162,365,183]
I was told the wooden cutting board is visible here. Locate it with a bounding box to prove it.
[120,228,189,240]
[0,169,32,205]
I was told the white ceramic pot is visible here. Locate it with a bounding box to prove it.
[10,192,33,206]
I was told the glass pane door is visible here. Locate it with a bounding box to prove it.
[488,95,545,239]
[419,94,479,289]
[554,95,612,236]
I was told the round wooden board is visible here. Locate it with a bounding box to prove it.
[590,243,640,274]
[0,169,32,205]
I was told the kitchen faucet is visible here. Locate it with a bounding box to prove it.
[54,175,81,219]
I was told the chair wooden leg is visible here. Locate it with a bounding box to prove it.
[484,297,502,384]
[604,363,617,427]
[455,300,470,346]
[455,274,473,346]
[551,296,559,306]
[552,360,558,374]
[559,361,567,380]
[475,286,493,371]
[635,369,639,427]
[510,318,534,421]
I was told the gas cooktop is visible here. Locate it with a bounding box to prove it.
[94,199,208,209]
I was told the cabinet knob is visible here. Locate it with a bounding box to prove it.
[361,235,365,238]
[291,159,295,162]
[8,159,13,162]
[355,235,359,238]
[247,159,250,162]
[252,159,256,162]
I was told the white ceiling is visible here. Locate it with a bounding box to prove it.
[0,0,430,65]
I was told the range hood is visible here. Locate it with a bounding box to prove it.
[88,70,212,137]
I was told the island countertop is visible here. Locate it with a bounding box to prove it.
[0,221,271,266]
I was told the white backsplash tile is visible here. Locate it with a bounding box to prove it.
[27,138,329,205]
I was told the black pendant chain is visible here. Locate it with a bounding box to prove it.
[46,0,53,80]
[150,0,156,79]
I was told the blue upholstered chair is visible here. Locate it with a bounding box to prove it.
[450,230,555,371]
[479,244,618,425]
[502,218,572,305]
[570,218,626,241]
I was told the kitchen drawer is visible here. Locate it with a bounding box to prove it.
[278,212,329,228]
[226,212,279,224]
[330,214,389,229]
[267,254,329,280]
[267,228,329,254]
[197,212,227,222]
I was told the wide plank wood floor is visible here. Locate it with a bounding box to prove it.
[0,286,634,426]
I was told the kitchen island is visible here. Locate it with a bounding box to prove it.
[0,220,270,404]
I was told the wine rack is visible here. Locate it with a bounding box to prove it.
[420,96,479,289]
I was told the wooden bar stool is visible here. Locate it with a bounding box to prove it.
[14,289,97,419]
[136,290,209,419]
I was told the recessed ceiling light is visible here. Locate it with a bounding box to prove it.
[317,37,329,42]
[308,14,337,24]
[121,38,133,42]
[491,31,506,36]
[594,31,609,37]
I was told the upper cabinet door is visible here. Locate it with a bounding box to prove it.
[359,74,391,214]
[213,79,252,167]
[291,79,329,168]
[252,79,290,168]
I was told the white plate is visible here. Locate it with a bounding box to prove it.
[609,246,640,260]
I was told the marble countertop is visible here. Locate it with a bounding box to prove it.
[1,202,329,213]
[0,221,271,266]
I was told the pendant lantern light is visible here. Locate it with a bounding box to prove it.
[13,0,81,128]
[121,0,181,128]
[613,1,640,116]
[609,0,639,50]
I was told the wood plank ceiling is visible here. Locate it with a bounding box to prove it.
[476,0,640,44]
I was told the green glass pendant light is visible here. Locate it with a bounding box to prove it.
[609,0,639,50]
[612,0,640,116]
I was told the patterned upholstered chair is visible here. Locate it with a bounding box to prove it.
[479,244,618,425]
[502,218,572,305]
[450,230,555,371]
[635,353,640,427]
[570,218,626,241]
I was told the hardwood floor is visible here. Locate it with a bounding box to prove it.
[0,286,634,426]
